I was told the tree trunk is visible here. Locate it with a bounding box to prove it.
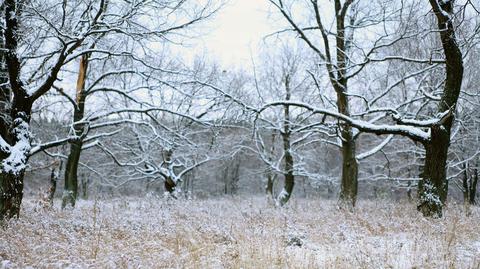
[81,175,89,199]
[163,149,177,195]
[417,127,450,217]
[0,0,34,219]
[338,128,358,209]
[462,164,478,206]
[47,161,61,206]
[62,140,83,208]
[62,55,89,208]
[265,171,275,199]
[0,102,32,219]
[0,172,24,218]
[336,86,358,209]
[469,169,478,205]
[266,132,276,199]
[277,75,294,206]
[417,0,464,218]
[462,163,469,205]
[164,177,176,194]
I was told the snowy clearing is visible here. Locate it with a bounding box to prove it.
[1,197,479,268]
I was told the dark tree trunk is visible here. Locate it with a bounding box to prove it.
[163,149,177,195]
[0,172,24,218]
[334,1,358,210]
[164,177,176,194]
[62,141,83,207]
[462,164,478,206]
[46,161,61,206]
[0,0,34,219]
[417,127,450,217]
[470,169,478,205]
[277,75,294,206]
[0,32,11,141]
[0,98,32,218]
[417,0,464,218]
[265,171,275,199]
[62,55,89,208]
[338,125,358,209]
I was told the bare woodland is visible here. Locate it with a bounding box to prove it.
[0,0,479,268]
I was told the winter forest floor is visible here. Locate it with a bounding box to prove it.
[0,197,479,269]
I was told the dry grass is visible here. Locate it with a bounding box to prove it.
[1,196,479,268]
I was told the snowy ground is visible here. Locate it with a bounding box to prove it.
[1,197,479,268]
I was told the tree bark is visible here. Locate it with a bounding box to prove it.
[470,169,478,205]
[265,171,275,199]
[62,141,83,208]
[333,1,358,210]
[0,99,32,218]
[417,0,464,218]
[277,75,295,206]
[461,163,478,206]
[265,132,276,199]
[338,120,358,209]
[62,55,89,208]
[163,149,177,194]
[0,0,34,219]
[46,160,62,206]
[417,127,450,217]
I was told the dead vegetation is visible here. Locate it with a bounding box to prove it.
[1,197,479,268]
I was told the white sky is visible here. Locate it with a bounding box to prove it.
[188,0,277,68]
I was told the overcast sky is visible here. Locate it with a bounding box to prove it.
[189,0,277,68]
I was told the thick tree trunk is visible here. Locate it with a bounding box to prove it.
[417,127,450,217]
[336,86,358,209]
[0,172,24,218]
[62,55,88,208]
[0,0,33,219]
[0,103,32,219]
[417,0,464,218]
[338,127,358,209]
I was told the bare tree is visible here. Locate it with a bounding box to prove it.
[0,0,220,218]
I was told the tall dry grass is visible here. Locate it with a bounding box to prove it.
[0,196,479,268]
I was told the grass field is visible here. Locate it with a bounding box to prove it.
[1,197,479,268]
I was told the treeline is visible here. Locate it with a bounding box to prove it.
[0,0,479,220]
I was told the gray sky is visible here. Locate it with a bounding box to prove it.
[192,0,276,68]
